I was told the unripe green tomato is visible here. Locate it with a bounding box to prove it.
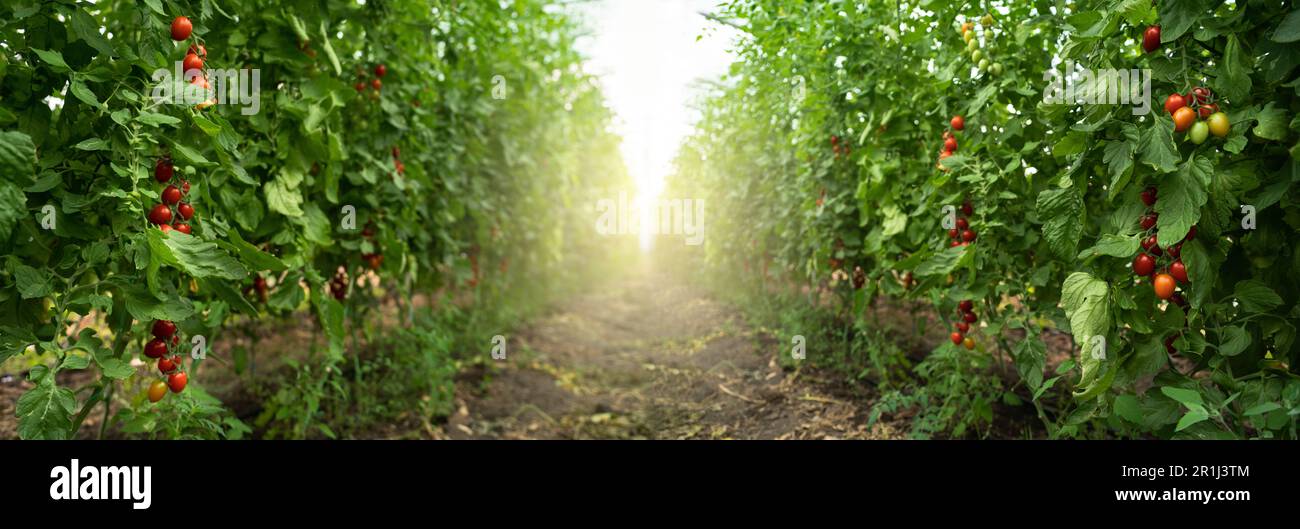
[989,63,1003,76]
[184,165,196,175]
[978,59,989,70]
[1207,112,1230,138]
[963,31,973,43]
[972,50,982,62]
[1189,121,1209,144]
[967,39,978,52]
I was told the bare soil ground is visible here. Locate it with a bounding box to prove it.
[443,264,907,440]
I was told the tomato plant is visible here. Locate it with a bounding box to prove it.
[0,0,629,439]
[669,0,1300,439]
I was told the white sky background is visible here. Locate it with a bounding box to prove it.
[566,0,741,248]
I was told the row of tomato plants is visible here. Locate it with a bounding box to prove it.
[0,0,627,439]
[671,0,1300,438]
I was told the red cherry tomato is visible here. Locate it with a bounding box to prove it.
[152,320,176,339]
[183,52,203,72]
[1133,253,1155,276]
[144,339,168,359]
[1170,260,1188,283]
[1142,25,1161,53]
[1163,93,1186,115]
[167,372,188,393]
[162,185,182,205]
[171,16,193,41]
[148,204,173,225]
[1140,186,1157,206]
[155,159,174,183]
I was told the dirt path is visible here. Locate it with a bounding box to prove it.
[444,265,903,440]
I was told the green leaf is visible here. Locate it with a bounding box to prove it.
[142,0,165,15]
[1252,102,1289,141]
[59,353,91,371]
[1036,186,1083,259]
[914,246,969,276]
[0,130,37,178]
[0,325,37,364]
[1061,272,1110,397]
[95,356,134,379]
[1217,36,1253,103]
[1160,386,1204,407]
[31,49,70,72]
[74,137,109,151]
[1174,407,1209,432]
[1117,0,1156,26]
[1217,326,1250,357]
[1103,139,1134,198]
[1139,121,1179,173]
[1077,233,1139,259]
[266,176,305,217]
[70,9,115,56]
[0,181,27,242]
[13,264,53,299]
[1155,154,1210,248]
[1243,402,1281,416]
[69,78,102,108]
[136,112,182,127]
[1234,280,1283,313]
[1274,9,1300,42]
[16,377,76,439]
[226,230,287,272]
[202,277,259,317]
[170,143,212,166]
[1180,240,1215,306]
[1113,394,1144,423]
[118,283,195,322]
[1158,0,1206,43]
[149,230,248,280]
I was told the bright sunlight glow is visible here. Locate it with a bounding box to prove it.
[571,1,739,250]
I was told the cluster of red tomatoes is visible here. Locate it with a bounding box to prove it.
[1132,187,1194,304]
[830,134,851,159]
[947,199,977,248]
[149,157,196,234]
[142,16,208,404]
[171,16,215,109]
[144,320,188,402]
[936,115,964,170]
[354,64,388,100]
[948,299,978,351]
[329,268,350,300]
[1164,87,1230,145]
